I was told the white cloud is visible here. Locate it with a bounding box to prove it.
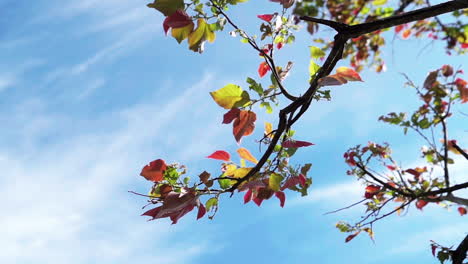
[390,222,468,254]
[0,74,222,264]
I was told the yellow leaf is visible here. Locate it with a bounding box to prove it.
[233,167,252,178]
[188,19,207,48]
[265,122,273,138]
[209,84,250,109]
[237,148,258,164]
[223,164,237,177]
[171,22,194,43]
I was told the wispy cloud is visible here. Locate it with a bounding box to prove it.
[0,74,222,263]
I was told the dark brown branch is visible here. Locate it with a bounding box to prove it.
[345,0,468,38]
[209,1,298,101]
[299,16,349,32]
[441,118,451,189]
[226,0,468,194]
[440,194,468,207]
[452,234,468,264]
[453,142,468,161]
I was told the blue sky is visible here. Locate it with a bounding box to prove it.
[1,0,467,263]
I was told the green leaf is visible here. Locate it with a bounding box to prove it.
[246,77,263,96]
[269,173,284,191]
[285,147,298,157]
[205,197,218,211]
[260,102,273,114]
[147,0,184,16]
[218,178,232,189]
[309,60,320,77]
[309,46,325,59]
[210,84,250,109]
[301,163,312,176]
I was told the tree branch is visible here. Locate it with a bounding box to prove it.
[452,234,468,264]
[453,142,468,161]
[226,0,468,194]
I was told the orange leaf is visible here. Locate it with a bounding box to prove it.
[140,159,167,182]
[237,147,258,164]
[233,110,257,143]
[336,67,363,82]
[318,67,363,87]
[402,29,411,39]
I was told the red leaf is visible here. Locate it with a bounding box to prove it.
[345,232,360,243]
[458,207,467,216]
[282,140,315,148]
[244,189,253,204]
[142,206,162,218]
[298,174,307,187]
[365,185,381,194]
[258,62,270,78]
[253,197,263,207]
[431,245,437,256]
[276,42,283,49]
[395,24,405,33]
[416,200,429,210]
[163,10,193,34]
[275,191,286,207]
[223,108,240,124]
[280,176,301,190]
[461,43,468,49]
[197,204,206,220]
[233,110,257,143]
[140,159,167,182]
[257,14,274,22]
[207,150,231,161]
[386,165,397,171]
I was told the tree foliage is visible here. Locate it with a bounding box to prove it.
[136,0,468,263]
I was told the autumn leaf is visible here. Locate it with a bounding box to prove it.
[345,231,360,243]
[163,9,193,35]
[416,200,429,210]
[223,108,241,124]
[233,167,252,178]
[197,204,206,220]
[275,191,286,207]
[237,148,258,164]
[233,110,257,143]
[188,18,216,53]
[140,159,167,182]
[244,189,253,204]
[423,70,439,89]
[199,171,211,183]
[207,150,231,161]
[258,61,270,78]
[265,122,273,138]
[171,23,194,43]
[210,84,250,109]
[269,173,284,191]
[282,140,315,148]
[257,14,274,22]
[318,67,363,87]
[458,207,467,216]
[402,29,411,39]
[147,0,184,16]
